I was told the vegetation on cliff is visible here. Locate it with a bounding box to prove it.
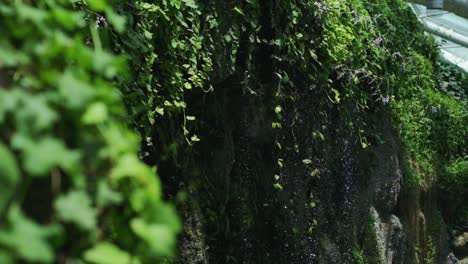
[0,0,466,263]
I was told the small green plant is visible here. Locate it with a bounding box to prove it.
[352,246,366,264]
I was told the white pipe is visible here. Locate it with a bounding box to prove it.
[440,49,468,71]
[420,18,468,47]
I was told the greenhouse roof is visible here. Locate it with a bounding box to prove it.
[409,3,468,71]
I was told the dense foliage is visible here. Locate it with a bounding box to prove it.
[0,1,180,263]
[0,0,466,263]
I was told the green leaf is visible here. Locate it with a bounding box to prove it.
[311,168,320,177]
[0,144,20,187]
[58,72,95,109]
[233,6,245,16]
[130,218,177,256]
[182,0,198,9]
[331,88,341,103]
[18,93,57,131]
[51,7,85,30]
[0,42,30,66]
[0,144,20,211]
[88,0,107,11]
[0,249,14,264]
[105,9,126,33]
[173,101,186,108]
[272,122,282,129]
[12,135,80,177]
[277,158,284,168]
[84,242,136,264]
[190,134,200,142]
[54,190,97,230]
[155,107,164,116]
[97,180,122,207]
[144,203,182,234]
[82,102,108,124]
[273,183,283,191]
[0,90,19,122]
[0,206,58,263]
[274,106,282,114]
[15,2,48,24]
[110,154,161,203]
[111,154,152,181]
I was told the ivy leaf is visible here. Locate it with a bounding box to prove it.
[182,0,198,9]
[190,135,200,142]
[96,180,122,208]
[51,6,85,30]
[82,102,108,124]
[110,154,161,203]
[105,9,126,33]
[0,144,20,211]
[233,6,245,16]
[88,0,107,11]
[12,135,80,177]
[58,72,95,109]
[84,242,136,264]
[15,2,48,24]
[0,144,20,188]
[144,203,182,234]
[17,93,57,131]
[130,218,177,256]
[277,158,284,168]
[155,106,164,116]
[0,206,58,263]
[0,42,30,67]
[311,168,320,177]
[273,183,283,191]
[54,190,97,230]
[275,106,282,113]
[331,88,341,103]
[0,250,14,264]
[0,90,20,122]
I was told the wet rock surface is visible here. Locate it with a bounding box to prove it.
[368,117,402,216]
[369,207,407,264]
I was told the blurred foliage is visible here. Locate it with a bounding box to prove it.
[0,0,180,263]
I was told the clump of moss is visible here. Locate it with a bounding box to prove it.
[360,213,384,264]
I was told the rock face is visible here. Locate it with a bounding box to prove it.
[178,201,209,264]
[158,0,458,262]
[319,236,343,264]
[369,207,407,264]
[176,89,418,263]
[368,117,402,216]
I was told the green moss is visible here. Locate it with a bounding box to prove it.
[360,214,384,264]
[352,246,366,264]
